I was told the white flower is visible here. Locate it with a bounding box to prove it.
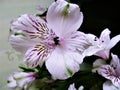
[83,28,120,59]
[68,83,84,90]
[10,0,86,79]
[98,54,120,88]
[7,72,36,90]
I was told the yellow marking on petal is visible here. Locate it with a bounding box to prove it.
[14,77,23,81]
[30,23,49,39]
[35,45,46,51]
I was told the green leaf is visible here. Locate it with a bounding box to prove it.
[80,63,92,71]
[69,71,106,90]
[19,66,35,72]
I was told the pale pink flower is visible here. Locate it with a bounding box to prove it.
[103,81,120,90]
[83,28,120,59]
[98,54,120,88]
[7,72,36,90]
[10,0,86,79]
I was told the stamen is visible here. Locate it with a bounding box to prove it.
[24,23,49,39]
[54,37,59,45]
[94,37,98,41]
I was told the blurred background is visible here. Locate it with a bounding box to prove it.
[0,0,119,90]
[0,0,53,90]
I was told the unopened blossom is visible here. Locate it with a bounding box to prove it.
[68,83,84,90]
[10,0,87,79]
[92,58,106,73]
[83,28,120,59]
[98,54,120,88]
[7,72,36,90]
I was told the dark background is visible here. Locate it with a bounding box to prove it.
[70,0,120,54]
[69,1,120,89]
[70,0,119,35]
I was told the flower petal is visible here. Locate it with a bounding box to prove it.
[63,31,88,52]
[98,58,120,88]
[92,58,106,73]
[7,75,17,89]
[111,53,120,66]
[111,53,120,76]
[103,81,120,90]
[10,14,52,53]
[108,34,120,49]
[13,72,35,90]
[99,28,111,44]
[24,44,52,68]
[82,46,102,57]
[47,0,83,36]
[85,33,99,46]
[46,49,67,80]
[10,34,36,53]
[111,77,120,88]
[68,83,77,90]
[78,85,84,90]
[98,65,116,81]
[16,76,35,90]
[11,14,49,40]
[46,48,83,80]
[68,83,84,90]
[95,49,110,59]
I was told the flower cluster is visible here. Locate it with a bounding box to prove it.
[7,0,120,90]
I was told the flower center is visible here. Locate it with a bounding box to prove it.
[54,37,60,45]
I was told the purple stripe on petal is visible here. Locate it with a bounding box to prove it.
[99,65,116,80]
[20,21,28,27]
[24,44,53,68]
[24,30,35,34]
